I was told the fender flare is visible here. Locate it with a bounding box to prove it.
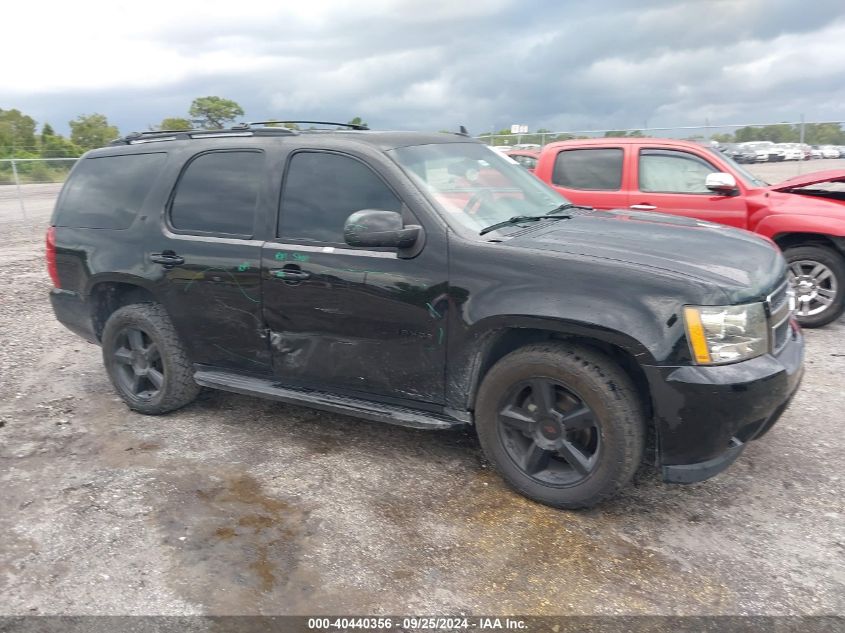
[754,215,845,250]
[449,315,658,412]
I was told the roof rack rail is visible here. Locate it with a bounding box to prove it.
[109,130,193,145]
[109,126,299,146]
[233,120,370,131]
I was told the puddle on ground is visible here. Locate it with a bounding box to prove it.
[156,471,343,614]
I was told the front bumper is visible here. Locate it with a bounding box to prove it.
[643,322,804,484]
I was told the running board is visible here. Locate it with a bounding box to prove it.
[193,369,466,431]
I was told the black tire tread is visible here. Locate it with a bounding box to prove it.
[475,341,645,509]
[102,302,200,415]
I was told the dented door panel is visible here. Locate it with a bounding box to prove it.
[260,244,449,403]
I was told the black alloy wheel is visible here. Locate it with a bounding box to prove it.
[497,378,601,486]
[112,326,165,400]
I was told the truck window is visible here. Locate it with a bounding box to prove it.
[278,151,402,244]
[639,149,716,194]
[54,153,166,230]
[552,148,623,191]
[169,150,263,236]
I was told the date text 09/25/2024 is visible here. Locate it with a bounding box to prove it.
[307,617,527,630]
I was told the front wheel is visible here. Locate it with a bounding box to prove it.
[475,342,645,509]
[784,245,845,328]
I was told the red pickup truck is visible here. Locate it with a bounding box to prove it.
[530,138,845,326]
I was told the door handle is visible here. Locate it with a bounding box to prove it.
[150,251,185,268]
[269,268,311,281]
[630,204,657,211]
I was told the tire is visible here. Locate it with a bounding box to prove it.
[475,342,645,509]
[784,245,845,328]
[101,302,200,415]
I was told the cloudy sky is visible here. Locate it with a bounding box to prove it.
[3,0,845,136]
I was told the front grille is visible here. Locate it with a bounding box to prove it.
[766,277,794,354]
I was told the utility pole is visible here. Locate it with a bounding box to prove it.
[798,114,805,175]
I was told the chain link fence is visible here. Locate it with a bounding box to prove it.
[476,119,845,182]
[2,118,845,221]
[0,158,77,221]
[475,119,845,148]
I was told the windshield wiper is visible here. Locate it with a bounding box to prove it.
[545,202,593,215]
[479,214,570,236]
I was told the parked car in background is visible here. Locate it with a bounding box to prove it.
[820,145,841,159]
[531,137,845,326]
[743,141,786,162]
[506,149,540,172]
[720,143,759,164]
[735,142,769,162]
[776,144,804,161]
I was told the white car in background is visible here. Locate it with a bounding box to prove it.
[775,144,804,161]
[742,142,774,162]
[819,146,841,159]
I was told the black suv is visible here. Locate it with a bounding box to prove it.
[48,122,804,508]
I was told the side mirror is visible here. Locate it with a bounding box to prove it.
[705,172,738,194]
[344,209,421,249]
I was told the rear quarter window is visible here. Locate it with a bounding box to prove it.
[54,153,166,229]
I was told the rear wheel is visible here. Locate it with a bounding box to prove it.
[475,342,645,509]
[101,303,200,414]
[784,245,845,328]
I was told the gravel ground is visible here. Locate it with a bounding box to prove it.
[0,176,844,616]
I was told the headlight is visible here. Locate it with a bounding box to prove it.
[683,303,768,365]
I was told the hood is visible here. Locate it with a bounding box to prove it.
[769,169,845,192]
[502,209,785,301]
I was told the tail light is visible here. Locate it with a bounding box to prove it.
[46,226,60,288]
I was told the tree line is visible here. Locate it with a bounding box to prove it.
[0,96,373,162]
[6,99,843,160]
[711,123,845,145]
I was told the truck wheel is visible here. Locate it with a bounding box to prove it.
[475,342,645,509]
[784,245,845,328]
[101,303,200,415]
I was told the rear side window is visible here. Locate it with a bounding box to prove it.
[278,151,402,244]
[552,148,623,190]
[170,151,263,236]
[55,153,166,229]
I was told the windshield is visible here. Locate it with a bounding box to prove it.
[706,147,768,188]
[387,142,568,234]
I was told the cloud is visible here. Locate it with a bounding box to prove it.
[1,0,844,136]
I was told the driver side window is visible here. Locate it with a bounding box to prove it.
[278,151,402,244]
[639,149,716,194]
